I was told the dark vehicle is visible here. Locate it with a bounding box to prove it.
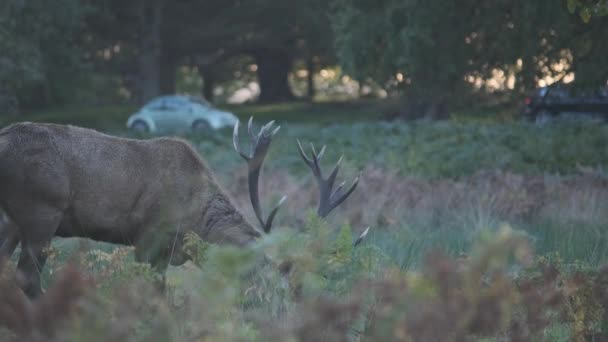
[523,84,608,123]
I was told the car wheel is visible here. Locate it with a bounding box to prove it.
[192,120,211,134]
[534,110,553,126]
[130,120,150,133]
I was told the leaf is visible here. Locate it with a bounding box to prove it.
[182,231,210,266]
[580,7,592,22]
[333,224,354,264]
[567,0,578,13]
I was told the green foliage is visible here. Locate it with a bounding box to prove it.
[567,0,608,21]
[330,224,354,266]
[330,0,607,105]
[3,0,608,111]
[521,253,608,340]
[181,231,210,267]
[0,0,91,111]
[224,119,608,179]
[3,193,608,340]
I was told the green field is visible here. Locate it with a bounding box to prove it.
[2,104,608,341]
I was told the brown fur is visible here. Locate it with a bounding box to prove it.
[0,122,260,296]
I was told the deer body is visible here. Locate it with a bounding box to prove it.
[0,122,260,296]
[0,119,363,298]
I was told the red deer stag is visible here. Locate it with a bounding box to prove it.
[0,118,364,297]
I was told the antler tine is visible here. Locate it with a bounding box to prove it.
[310,142,318,156]
[309,143,323,178]
[326,174,359,215]
[261,120,276,134]
[326,155,343,188]
[331,181,346,199]
[297,141,359,218]
[353,227,370,247]
[317,145,326,160]
[296,141,369,248]
[297,140,314,168]
[247,116,256,152]
[263,195,287,233]
[271,123,281,136]
[234,117,286,233]
[233,121,249,160]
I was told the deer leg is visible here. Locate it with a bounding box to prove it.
[135,241,170,293]
[0,232,19,260]
[0,219,20,261]
[11,205,63,298]
[17,239,51,298]
[151,254,170,293]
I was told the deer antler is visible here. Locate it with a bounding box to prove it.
[233,117,286,233]
[297,140,369,247]
[234,119,368,246]
[297,140,359,218]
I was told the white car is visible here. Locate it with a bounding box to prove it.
[126,95,238,134]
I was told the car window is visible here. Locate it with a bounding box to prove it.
[144,96,190,111]
[165,97,188,107]
[187,96,211,107]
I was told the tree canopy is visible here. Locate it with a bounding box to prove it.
[0,0,89,113]
[331,0,608,115]
[0,0,607,114]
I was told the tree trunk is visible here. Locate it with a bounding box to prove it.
[424,98,448,120]
[253,49,294,103]
[137,0,164,104]
[519,55,537,94]
[198,67,216,103]
[160,55,177,95]
[306,54,316,101]
[0,86,19,116]
[203,72,216,103]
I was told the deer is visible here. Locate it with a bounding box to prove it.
[0,118,367,297]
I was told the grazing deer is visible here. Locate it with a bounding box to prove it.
[0,118,365,297]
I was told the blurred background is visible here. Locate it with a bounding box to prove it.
[1,0,607,121]
[2,1,608,341]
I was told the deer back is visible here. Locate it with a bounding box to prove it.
[0,122,258,246]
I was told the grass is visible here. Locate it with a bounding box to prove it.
[227,99,387,123]
[193,118,608,179]
[1,102,608,340]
